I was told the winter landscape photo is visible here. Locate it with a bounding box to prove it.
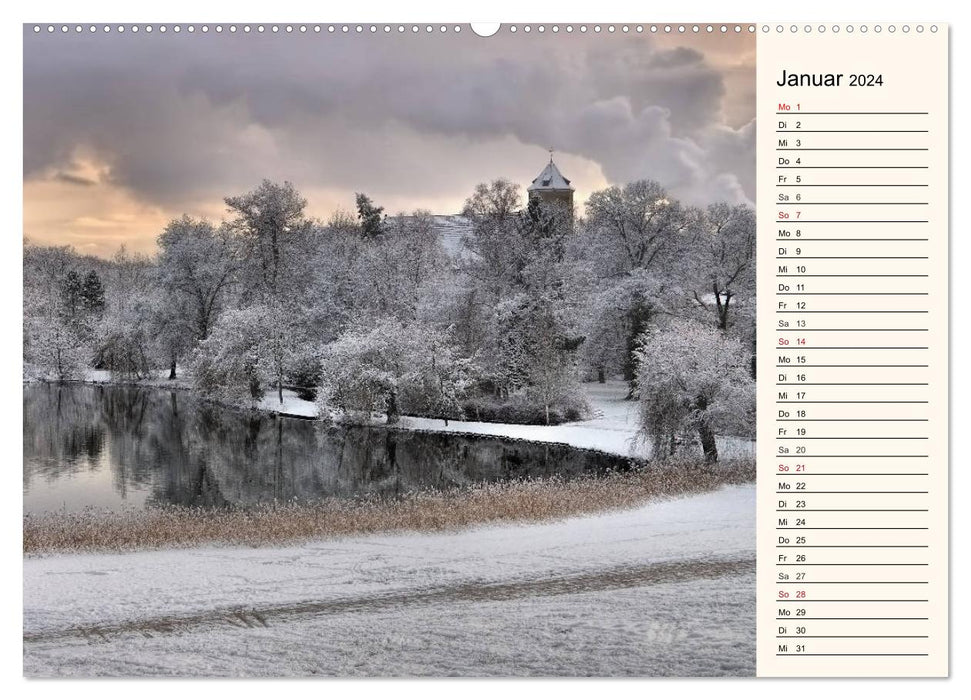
[22,24,757,677]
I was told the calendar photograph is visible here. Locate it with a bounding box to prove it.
[22,24,757,677]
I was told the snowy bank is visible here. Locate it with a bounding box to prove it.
[49,375,754,460]
[24,484,755,677]
[306,380,753,460]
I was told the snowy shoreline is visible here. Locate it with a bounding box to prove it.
[34,372,754,461]
[24,484,756,677]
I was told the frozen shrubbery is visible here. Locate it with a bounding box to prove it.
[192,305,304,404]
[318,318,476,423]
[635,318,755,464]
[287,351,323,401]
[460,393,587,426]
[24,316,89,381]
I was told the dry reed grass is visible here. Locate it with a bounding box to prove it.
[24,460,754,555]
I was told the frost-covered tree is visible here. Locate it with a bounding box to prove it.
[493,292,587,423]
[584,180,692,276]
[518,195,574,291]
[687,203,756,331]
[60,270,84,322]
[462,179,524,299]
[525,300,586,425]
[54,268,106,346]
[299,212,369,337]
[635,319,755,463]
[191,303,305,405]
[89,247,158,379]
[355,193,385,238]
[105,246,155,310]
[93,290,157,380]
[577,181,695,391]
[192,307,267,403]
[225,180,312,301]
[578,286,628,383]
[360,211,450,321]
[392,211,450,319]
[24,315,88,381]
[328,208,360,236]
[24,244,91,379]
[148,291,194,380]
[319,318,475,424]
[80,270,106,316]
[157,215,238,342]
[459,178,582,419]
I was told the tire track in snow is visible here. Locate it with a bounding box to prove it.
[24,556,754,645]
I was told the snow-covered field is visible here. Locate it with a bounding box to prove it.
[23,484,755,677]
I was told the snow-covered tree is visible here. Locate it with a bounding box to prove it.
[635,319,755,463]
[493,292,587,423]
[577,181,696,392]
[687,203,756,331]
[319,318,475,424]
[93,289,157,380]
[60,270,84,322]
[80,270,106,316]
[355,193,385,238]
[157,215,238,342]
[578,286,629,383]
[462,179,524,299]
[192,303,304,405]
[24,314,88,381]
[88,247,159,379]
[192,307,268,403]
[225,180,312,302]
[147,290,194,380]
[524,299,586,425]
[23,244,92,379]
[359,210,450,321]
[584,180,692,276]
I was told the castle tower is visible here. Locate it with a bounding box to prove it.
[527,153,574,212]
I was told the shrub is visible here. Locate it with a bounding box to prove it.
[460,394,585,426]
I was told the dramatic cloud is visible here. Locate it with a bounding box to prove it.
[24,27,754,256]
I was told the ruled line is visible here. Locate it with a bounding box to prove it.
[775,130,929,133]
[775,167,929,169]
[775,292,929,295]
[776,637,929,639]
[776,202,929,205]
[774,111,928,114]
[775,148,929,151]
[774,240,930,242]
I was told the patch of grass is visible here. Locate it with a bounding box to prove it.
[24,460,754,555]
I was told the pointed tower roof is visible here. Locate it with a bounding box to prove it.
[528,155,574,193]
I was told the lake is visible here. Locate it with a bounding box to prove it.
[23,383,634,514]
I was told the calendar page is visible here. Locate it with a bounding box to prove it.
[20,20,948,679]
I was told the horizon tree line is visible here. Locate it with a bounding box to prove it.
[24,176,756,462]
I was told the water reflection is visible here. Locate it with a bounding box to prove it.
[23,383,632,514]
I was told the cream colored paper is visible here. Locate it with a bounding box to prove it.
[756,24,948,677]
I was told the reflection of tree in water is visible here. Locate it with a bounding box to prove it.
[25,384,633,510]
[144,393,229,508]
[96,385,160,498]
[23,383,106,486]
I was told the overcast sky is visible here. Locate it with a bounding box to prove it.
[23,26,755,257]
